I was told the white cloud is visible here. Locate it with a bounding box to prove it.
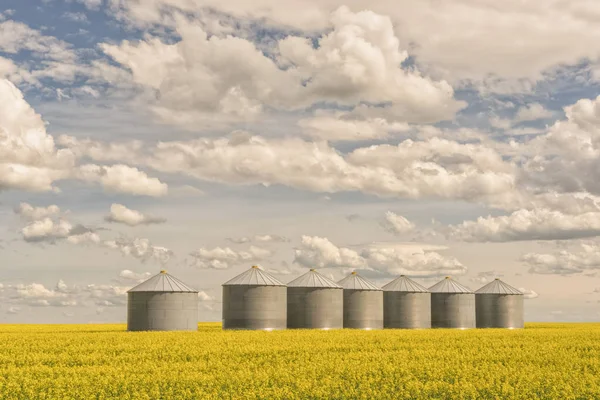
[77,164,168,197]
[66,231,101,245]
[361,242,467,277]
[522,242,600,275]
[0,20,75,61]
[514,103,554,123]
[189,245,272,269]
[293,236,466,277]
[104,203,166,226]
[101,7,463,128]
[450,208,600,242]
[381,211,415,235]
[227,234,289,244]
[21,218,73,243]
[294,235,367,269]
[14,203,60,220]
[519,288,539,299]
[117,269,152,283]
[299,116,410,142]
[104,237,173,265]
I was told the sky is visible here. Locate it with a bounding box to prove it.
[2,0,600,323]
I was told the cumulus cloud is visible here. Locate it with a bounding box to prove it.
[189,245,272,269]
[294,236,367,269]
[298,115,410,142]
[0,20,75,61]
[450,209,600,242]
[101,7,463,128]
[115,269,152,284]
[14,203,60,220]
[104,203,166,226]
[104,237,174,265]
[77,164,168,197]
[514,103,554,123]
[61,134,516,204]
[381,211,415,235]
[522,242,600,275]
[293,236,466,277]
[469,270,504,285]
[21,218,73,243]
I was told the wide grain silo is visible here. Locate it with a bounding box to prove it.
[287,269,343,330]
[337,271,383,330]
[222,265,287,331]
[382,275,431,329]
[127,270,198,331]
[429,277,475,329]
[475,279,524,329]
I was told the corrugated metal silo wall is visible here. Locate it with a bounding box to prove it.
[287,287,343,329]
[222,285,287,330]
[430,293,475,329]
[342,289,383,329]
[384,292,431,329]
[476,294,524,328]
[127,292,198,331]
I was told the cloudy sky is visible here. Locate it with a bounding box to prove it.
[3,0,600,323]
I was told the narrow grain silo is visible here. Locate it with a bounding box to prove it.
[382,275,431,329]
[222,265,287,331]
[287,269,343,330]
[337,271,383,330]
[429,277,475,329]
[475,279,524,329]
[127,270,198,331]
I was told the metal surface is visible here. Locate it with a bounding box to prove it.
[287,287,343,329]
[337,272,382,330]
[383,275,429,293]
[475,279,522,295]
[222,285,287,330]
[287,269,341,288]
[127,292,198,331]
[476,293,524,328]
[222,266,287,331]
[384,292,431,329]
[128,270,197,293]
[429,277,475,329]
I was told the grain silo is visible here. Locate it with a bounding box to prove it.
[337,271,383,330]
[222,265,287,331]
[475,279,524,329]
[127,270,198,331]
[382,275,431,329]
[429,277,475,329]
[287,269,343,329]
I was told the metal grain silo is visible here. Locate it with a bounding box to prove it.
[127,270,198,331]
[337,271,383,330]
[382,275,431,329]
[475,279,524,329]
[287,269,343,330]
[222,265,287,331]
[429,277,475,329]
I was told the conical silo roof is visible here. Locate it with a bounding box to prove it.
[382,275,429,292]
[223,265,285,286]
[475,279,522,295]
[288,269,342,288]
[337,272,381,291]
[128,270,197,293]
[428,277,472,293]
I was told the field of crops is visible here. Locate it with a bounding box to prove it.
[0,323,599,399]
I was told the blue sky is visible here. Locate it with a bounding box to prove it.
[3,0,600,323]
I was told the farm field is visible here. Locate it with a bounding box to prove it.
[0,323,599,399]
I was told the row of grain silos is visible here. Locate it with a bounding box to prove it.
[124,267,524,331]
[221,267,524,331]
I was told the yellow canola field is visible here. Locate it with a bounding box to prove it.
[0,323,599,399]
